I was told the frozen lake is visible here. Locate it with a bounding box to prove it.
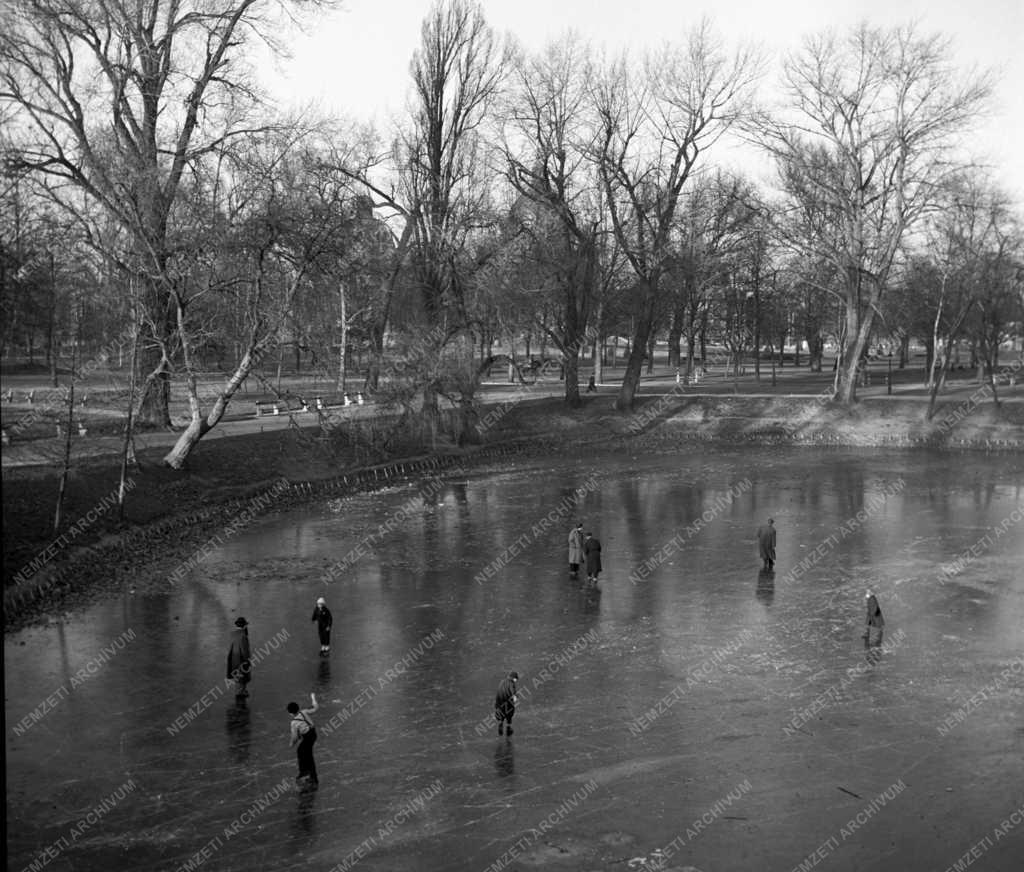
[6,446,1024,872]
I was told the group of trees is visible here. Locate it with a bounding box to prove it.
[1,0,1021,467]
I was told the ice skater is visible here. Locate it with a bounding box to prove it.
[863,590,885,646]
[311,597,333,656]
[494,671,519,736]
[288,693,319,786]
[567,523,584,577]
[226,617,252,697]
[757,518,776,570]
[584,531,602,583]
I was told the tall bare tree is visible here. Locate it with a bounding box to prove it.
[404,0,509,329]
[754,23,991,404]
[504,33,601,406]
[594,21,761,410]
[0,0,333,426]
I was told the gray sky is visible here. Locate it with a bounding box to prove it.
[263,0,1024,202]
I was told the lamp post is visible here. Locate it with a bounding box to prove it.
[887,353,893,395]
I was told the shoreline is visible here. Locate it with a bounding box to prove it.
[4,393,1022,631]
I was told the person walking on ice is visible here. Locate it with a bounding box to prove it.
[312,597,333,656]
[288,693,319,786]
[226,617,252,697]
[567,523,584,578]
[584,532,602,583]
[863,590,885,646]
[494,671,519,736]
[757,518,776,570]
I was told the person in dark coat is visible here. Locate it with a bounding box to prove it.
[227,617,252,697]
[312,597,333,656]
[567,523,584,577]
[288,693,319,786]
[494,671,519,736]
[584,532,602,583]
[756,518,776,570]
[863,590,885,646]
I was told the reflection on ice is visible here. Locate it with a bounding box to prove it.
[5,448,1024,871]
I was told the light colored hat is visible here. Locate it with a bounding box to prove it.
[865,590,873,598]
[316,597,326,605]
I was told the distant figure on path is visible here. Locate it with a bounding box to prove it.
[863,590,885,646]
[587,375,596,393]
[494,671,519,736]
[757,518,776,570]
[226,617,252,697]
[288,693,319,786]
[584,532,603,583]
[567,523,584,577]
[311,597,333,656]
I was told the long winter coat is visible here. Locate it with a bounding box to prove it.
[312,606,333,645]
[494,676,518,721]
[226,628,252,685]
[584,536,602,576]
[568,528,584,566]
[866,595,885,628]
[757,524,776,564]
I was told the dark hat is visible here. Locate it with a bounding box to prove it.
[234,616,248,627]
[509,671,519,680]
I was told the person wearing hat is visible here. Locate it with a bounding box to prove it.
[494,671,519,736]
[863,590,885,646]
[567,523,584,577]
[311,597,333,656]
[226,617,252,697]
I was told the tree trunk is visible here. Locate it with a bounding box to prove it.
[48,252,58,387]
[834,277,879,404]
[668,305,683,369]
[135,274,173,427]
[164,338,276,468]
[54,343,75,535]
[616,285,656,411]
[337,281,347,393]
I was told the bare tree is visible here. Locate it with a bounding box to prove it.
[504,33,601,405]
[754,23,992,404]
[161,134,353,468]
[404,0,509,328]
[593,21,761,410]
[0,0,333,426]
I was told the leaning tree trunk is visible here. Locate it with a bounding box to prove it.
[163,342,271,469]
[616,284,656,411]
[835,276,880,405]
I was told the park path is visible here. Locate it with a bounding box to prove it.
[2,367,1018,469]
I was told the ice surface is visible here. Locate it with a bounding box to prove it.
[5,447,1024,871]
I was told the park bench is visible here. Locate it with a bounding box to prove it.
[253,393,370,417]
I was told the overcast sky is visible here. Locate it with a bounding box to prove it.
[262,0,1024,202]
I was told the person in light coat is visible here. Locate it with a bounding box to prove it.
[567,523,584,577]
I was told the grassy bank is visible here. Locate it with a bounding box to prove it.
[4,392,1021,630]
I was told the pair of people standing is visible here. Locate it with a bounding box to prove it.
[567,523,602,583]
